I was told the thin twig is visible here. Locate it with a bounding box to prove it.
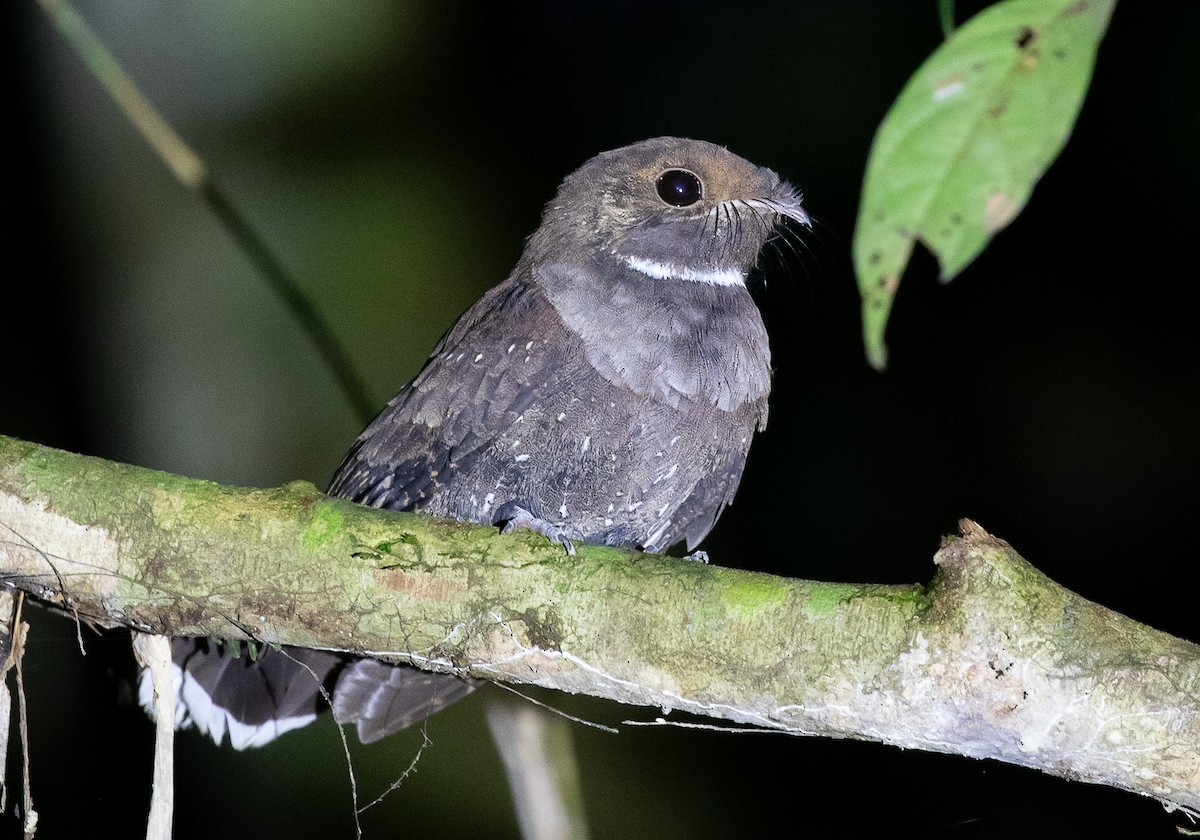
[36,0,378,426]
[355,725,431,815]
[133,634,175,840]
[273,646,364,840]
[11,596,38,839]
[492,681,618,734]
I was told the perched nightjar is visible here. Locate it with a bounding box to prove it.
[142,136,809,747]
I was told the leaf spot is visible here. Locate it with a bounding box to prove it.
[985,192,1020,233]
[932,72,966,102]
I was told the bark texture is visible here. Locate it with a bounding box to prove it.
[1,434,1197,813]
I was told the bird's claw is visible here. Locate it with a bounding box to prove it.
[497,504,576,555]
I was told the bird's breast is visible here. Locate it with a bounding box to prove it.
[533,260,772,412]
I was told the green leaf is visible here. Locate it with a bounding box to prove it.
[853,0,1115,370]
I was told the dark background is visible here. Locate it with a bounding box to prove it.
[6,2,1199,837]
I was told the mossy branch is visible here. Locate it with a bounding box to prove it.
[1,434,1197,814]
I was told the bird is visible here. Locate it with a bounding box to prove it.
[140,136,809,748]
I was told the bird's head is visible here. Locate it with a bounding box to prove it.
[530,136,809,287]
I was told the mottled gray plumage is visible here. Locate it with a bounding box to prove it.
[330,276,763,551]
[145,137,807,748]
[331,136,806,553]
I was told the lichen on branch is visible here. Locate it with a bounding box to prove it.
[1,433,1197,814]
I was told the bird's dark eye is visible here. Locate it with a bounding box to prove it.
[655,169,703,207]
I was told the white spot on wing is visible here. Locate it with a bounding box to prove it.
[653,463,679,485]
[581,436,591,454]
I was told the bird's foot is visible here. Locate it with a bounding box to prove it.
[682,550,710,564]
[496,503,576,555]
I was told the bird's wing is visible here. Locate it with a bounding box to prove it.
[668,395,767,552]
[327,273,576,512]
